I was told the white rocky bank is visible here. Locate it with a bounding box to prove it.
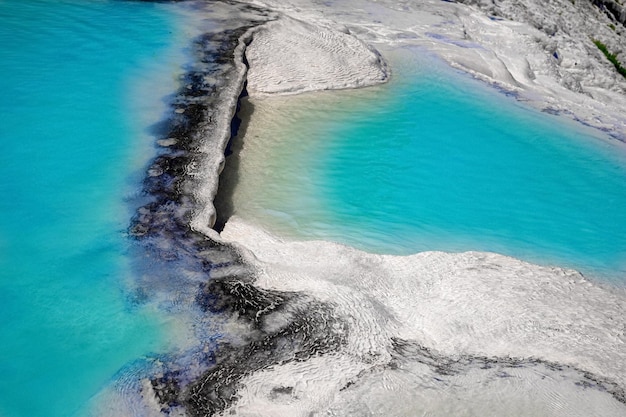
[458,0,626,132]
[242,0,626,137]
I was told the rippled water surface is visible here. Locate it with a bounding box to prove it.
[0,1,190,415]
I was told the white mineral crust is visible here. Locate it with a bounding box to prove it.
[196,0,626,414]
[242,0,626,136]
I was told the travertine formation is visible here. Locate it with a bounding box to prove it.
[109,1,626,416]
[245,17,389,95]
[243,0,626,136]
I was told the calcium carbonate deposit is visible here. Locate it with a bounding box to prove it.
[101,1,626,416]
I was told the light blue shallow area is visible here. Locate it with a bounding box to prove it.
[274,48,626,283]
[0,1,184,416]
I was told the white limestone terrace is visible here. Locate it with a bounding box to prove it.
[93,1,626,415]
[245,16,389,95]
[194,0,626,233]
[240,0,626,138]
[203,0,626,415]
[220,216,626,416]
[188,4,390,234]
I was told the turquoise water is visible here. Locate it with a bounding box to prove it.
[241,48,626,283]
[0,1,186,416]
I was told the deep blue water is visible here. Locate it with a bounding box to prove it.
[0,1,188,416]
[239,48,626,283]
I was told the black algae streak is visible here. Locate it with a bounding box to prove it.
[185,276,348,417]
[197,279,292,319]
[387,338,626,406]
[128,3,349,416]
[185,293,348,417]
[130,27,250,239]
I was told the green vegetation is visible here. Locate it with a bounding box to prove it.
[593,39,626,78]
[609,23,616,31]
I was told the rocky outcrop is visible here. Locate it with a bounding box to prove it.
[458,0,626,92]
[594,0,626,25]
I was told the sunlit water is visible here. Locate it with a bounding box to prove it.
[0,1,193,416]
[230,47,626,284]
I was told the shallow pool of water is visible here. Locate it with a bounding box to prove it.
[230,46,626,283]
